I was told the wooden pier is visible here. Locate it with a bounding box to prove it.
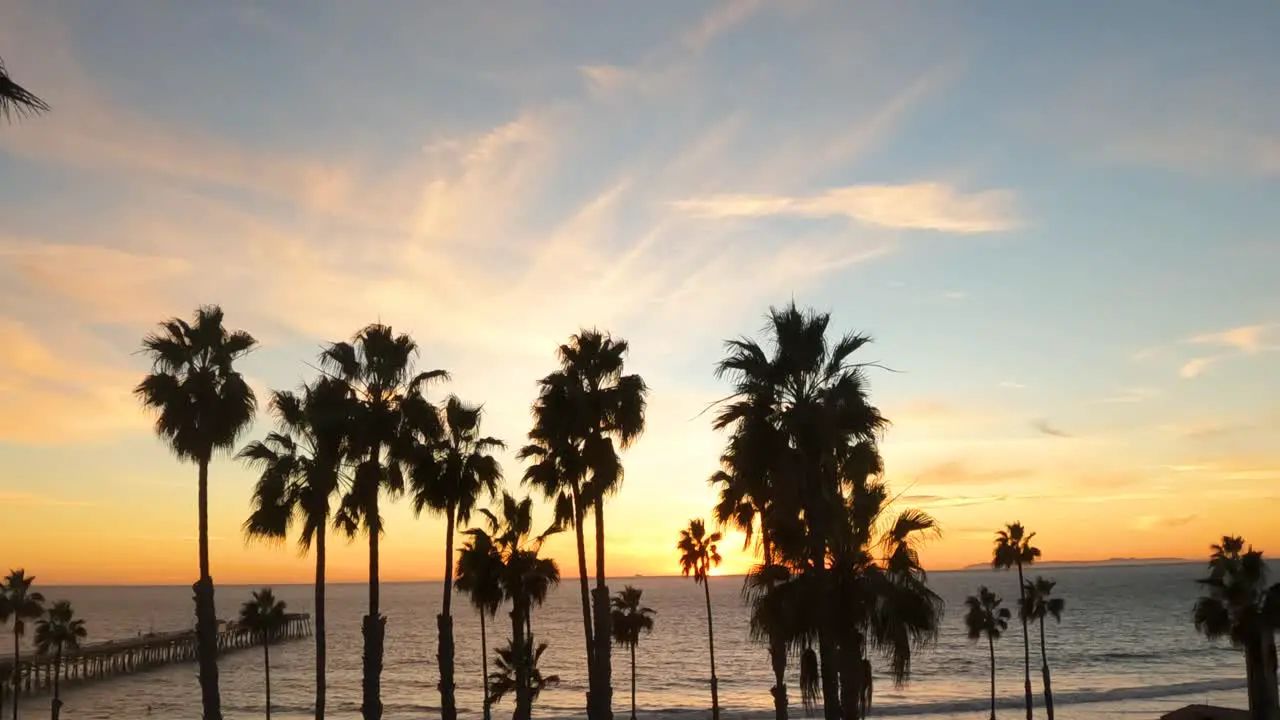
[0,613,311,696]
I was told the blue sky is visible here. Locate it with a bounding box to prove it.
[1,0,1277,583]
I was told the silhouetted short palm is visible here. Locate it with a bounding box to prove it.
[34,600,86,720]
[239,589,288,720]
[965,587,1011,720]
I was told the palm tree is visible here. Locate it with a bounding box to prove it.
[239,589,288,720]
[1020,578,1064,720]
[967,584,1008,717]
[519,426,595,710]
[993,523,1040,720]
[965,587,1011,720]
[678,519,723,720]
[34,601,86,720]
[456,529,506,720]
[1,571,45,720]
[524,329,648,720]
[487,638,560,709]
[828,478,944,720]
[1193,536,1280,719]
[406,395,503,720]
[240,377,351,720]
[711,426,792,720]
[320,324,448,720]
[713,302,893,720]
[0,57,49,121]
[610,586,656,720]
[135,305,258,720]
[470,492,561,720]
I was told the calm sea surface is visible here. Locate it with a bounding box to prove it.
[14,564,1251,719]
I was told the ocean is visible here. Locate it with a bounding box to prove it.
[12,563,1250,719]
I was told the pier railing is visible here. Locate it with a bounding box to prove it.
[0,613,311,696]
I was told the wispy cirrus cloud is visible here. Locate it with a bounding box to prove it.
[1180,322,1277,379]
[672,182,1018,234]
[1133,514,1197,531]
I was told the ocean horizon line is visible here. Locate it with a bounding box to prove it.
[34,557,1204,588]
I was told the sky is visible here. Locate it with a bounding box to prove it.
[1,0,1278,585]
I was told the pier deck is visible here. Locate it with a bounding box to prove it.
[0,613,311,696]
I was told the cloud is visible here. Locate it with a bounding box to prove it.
[899,493,1029,509]
[1180,356,1218,378]
[941,290,968,301]
[0,319,143,443]
[1032,419,1071,438]
[1133,514,1197,531]
[1190,324,1273,353]
[1102,386,1161,404]
[672,182,1018,233]
[998,380,1026,390]
[905,461,1035,488]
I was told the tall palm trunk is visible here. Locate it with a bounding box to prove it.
[511,600,532,720]
[12,624,19,720]
[592,499,613,720]
[479,612,491,720]
[809,535,840,720]
[195,456,224,720]
[1015,563,1031,720]
[437,505,458,720]
[988,634,996,720]
[762,540,788,720]
[629,644,637,720]
[362,451,384,720]
[1261,630,1280,720]
[1038,617,1053,720]
[571,487,596,713]
[702,578,721,720]
[50,645,62,720]
[263,642,272,720]
[315,526,327,720]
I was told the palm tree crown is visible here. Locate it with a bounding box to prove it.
[134,305,258,463]
[965,587,1011,641]
[34,601,86,656]
[678,519,722,583]
[1,569,46,639]
[241,377,353,548]
[0,56,49,121]
[610,587,656,649]
[993,523,1041,571]
[407,395,504,528]
[1020,577,1065,625]
[1193,536,1280,646]
[239,589,288,643]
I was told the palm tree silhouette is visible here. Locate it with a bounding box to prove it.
[678,519,722,720]
[1193,536,1280,718]
[713,302,893,720]
[710,403,792,719]
[829,480,944,720]
[320,324,448,720]
[33,601,85,720]
[993,523,1040,720]
[610,586,656,720]
[519,424,596,711]
[1019,578,1064,720]
[239,589,288,720]
[487,638,560,709]
[240,377,351,720]
[472,492,561,720]
[0,57,48,122]
[1,570,46,720]
[965,587,1011,720]
[405,395,503,720]
[134,306,257,720]
[522,329,647,720]
[962,584,1013,717]
[456,528,506,720]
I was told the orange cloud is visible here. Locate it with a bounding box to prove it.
[672,182,1018,233]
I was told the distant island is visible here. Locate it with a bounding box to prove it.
[960,557,1194,570]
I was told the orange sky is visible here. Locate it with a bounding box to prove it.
[2,1,1279,585]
